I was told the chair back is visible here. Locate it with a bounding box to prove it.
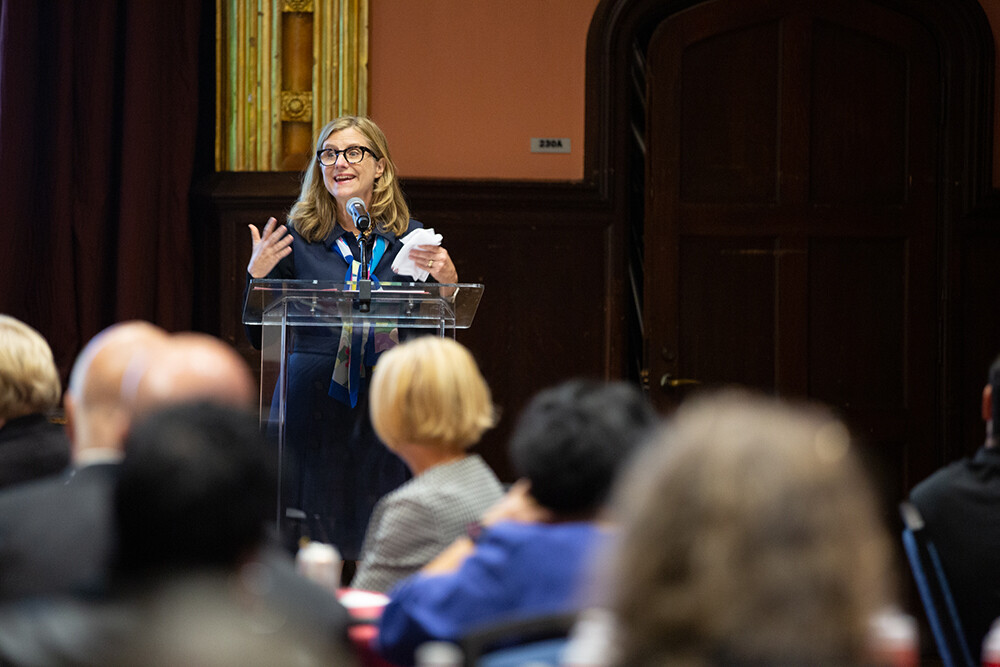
[459,612,577,667]
[899,501,975,667]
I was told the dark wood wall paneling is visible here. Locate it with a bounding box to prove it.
[929,0,1000,466]
[194,0,1000,485]
[192,174,615,480]
[588,0,1000,474]
[958,195,1000,462]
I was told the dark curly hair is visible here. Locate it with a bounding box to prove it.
[508,380,657,516]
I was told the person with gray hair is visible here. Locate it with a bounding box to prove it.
[0,314,70,488]
[604,390,894,667]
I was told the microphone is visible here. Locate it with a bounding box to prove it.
[346,197,371,233]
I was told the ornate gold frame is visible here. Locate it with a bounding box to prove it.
[216,0,369,171]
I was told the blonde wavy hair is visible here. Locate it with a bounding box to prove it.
[369,337,496,454]
[289,116,411,243]
[0,315,61,420]
[610,390,894,667]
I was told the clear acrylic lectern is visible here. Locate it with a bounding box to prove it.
[242,279,484,540]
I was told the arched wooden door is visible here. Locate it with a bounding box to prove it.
[643,0,940,498]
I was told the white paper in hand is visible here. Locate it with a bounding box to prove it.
[391,228,443,281]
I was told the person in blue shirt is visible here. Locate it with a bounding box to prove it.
[376,380,658,666]
[244,116,460,562]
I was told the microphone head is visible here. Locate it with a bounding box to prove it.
[346,197,371,232]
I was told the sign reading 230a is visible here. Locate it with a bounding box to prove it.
[530,138,571,153]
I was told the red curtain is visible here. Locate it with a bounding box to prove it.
[0,1,201,378]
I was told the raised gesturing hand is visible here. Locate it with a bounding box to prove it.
[247,217,293,278]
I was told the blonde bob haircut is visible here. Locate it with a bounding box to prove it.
[0,315,62,420]
[289,116,411,243]
[369,337,495,454]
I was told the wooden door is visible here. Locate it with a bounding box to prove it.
[644,0,940,499]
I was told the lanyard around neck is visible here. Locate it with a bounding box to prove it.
[334,234,388,284]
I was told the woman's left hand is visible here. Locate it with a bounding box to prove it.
[482,479,553,526]
[409,244,458,284]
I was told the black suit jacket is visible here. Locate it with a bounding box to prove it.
[909,445,1000,663]
[0,414,71,490]
[0,462,120,600]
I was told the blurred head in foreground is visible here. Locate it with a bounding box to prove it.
[130,332,257,417]
[112,401,352,666]
[115,401,274,574]
[610,390,894,667]
[64,320,169,457]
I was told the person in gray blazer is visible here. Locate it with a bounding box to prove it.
[351,336,504,593]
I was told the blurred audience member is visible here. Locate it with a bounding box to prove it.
[0,315,70,488]
[0,321,167,598]
[351,336,503,593]
[908,354,1000,662]
[111,401,353,664]
[0,402,354,666]
[124,332,350,655]
[114,402,274,577]
[376,380,658,666]
[0,326,266,601]
[604,390,894,667]
[128,331,257,415]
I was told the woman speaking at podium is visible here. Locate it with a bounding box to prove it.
[244,116,459,564]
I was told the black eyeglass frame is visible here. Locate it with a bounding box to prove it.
[316,145,380,167]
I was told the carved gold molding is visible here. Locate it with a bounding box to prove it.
[281,90,313,122]
[216,0,369,171]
